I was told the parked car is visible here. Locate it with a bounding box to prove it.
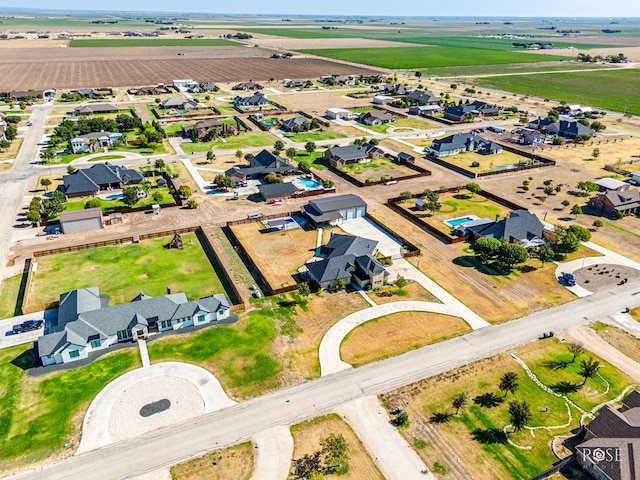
[268,198,283,205]
[12,320,43,334]
[247,212,264,220]
[562,272,576,286]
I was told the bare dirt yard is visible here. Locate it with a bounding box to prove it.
[0,47,381,90]
[289,414,384,480]
[593,322,640,364]
[341,311,471,367]
[269,91,380,118]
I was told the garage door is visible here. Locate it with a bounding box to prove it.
[356,207,366,218]
[346,208,356,220]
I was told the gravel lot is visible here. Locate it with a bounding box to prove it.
[573,264,640,293]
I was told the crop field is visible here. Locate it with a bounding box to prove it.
[300,46,571,69]
[474,69,640,115]
[69,38,237,47]
[0,55,379,91]
[424,61,617,78]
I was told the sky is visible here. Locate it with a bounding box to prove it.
[2,1,639,18]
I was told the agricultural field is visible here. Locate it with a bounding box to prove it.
[28,233,227,308]
[341,312,471,367]
[69,38,237,48]
[474,69,640,115]
[425,61,618,78]
[383,338,636,479]
[300,46,570,70]
[338,156,419,183]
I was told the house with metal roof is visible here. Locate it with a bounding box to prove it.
[225,149,297,180]
[305,233,388,290]
[323,143,384,167]
[302,194,367,226]
[37,288,232,366]
[59,208,104,234]
[62,162,144,198]
[429,133,502,158]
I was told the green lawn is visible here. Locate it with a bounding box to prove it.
[294,152,326,170]
[164,121,194,137]
[69,38,237,47]
[61,187,174,214]
[425,61,618,78]
[212,103,238,115]
[300,46,570,69]
[180,132,273,153]
[87,154,125,162]
[148,306,282,399]
[475,69,640,115]
[338,156,417,183]
[30,233,227,307]
[0,345,140,470]
[0,274,24,318]
[283,130,347,142]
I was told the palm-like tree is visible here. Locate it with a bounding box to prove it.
[508,400,532,432]
[499,372,519,396]
[578,357,601,386]
[452,391,469,415]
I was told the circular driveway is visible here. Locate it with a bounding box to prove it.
[77,362,236,454]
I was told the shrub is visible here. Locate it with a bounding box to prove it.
[84,198,102,209]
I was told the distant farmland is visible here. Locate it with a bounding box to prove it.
[475,69,640,115]
[69,38,238,47]
[299,46,570,69]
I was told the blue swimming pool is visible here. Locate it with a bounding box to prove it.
[444,216,475,228]
[105,193,124,200]
[295,177,321,189]
[263,119,277,126]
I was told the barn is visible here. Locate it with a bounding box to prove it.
[59,208,104,234]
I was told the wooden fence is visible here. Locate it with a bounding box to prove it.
[367,213,421,257]
[328,160,431,188]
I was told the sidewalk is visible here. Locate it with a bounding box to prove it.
[251,426,294,480]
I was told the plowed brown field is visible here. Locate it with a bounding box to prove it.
[0,46,381,90]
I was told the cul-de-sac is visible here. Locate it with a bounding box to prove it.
[1,3,640,479]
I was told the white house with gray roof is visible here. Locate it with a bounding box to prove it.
[37,288,231,366]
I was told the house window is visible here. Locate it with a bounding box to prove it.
[160,320,172,329]
[218,310,225,316]
[197,315,205,322]
[69,350,80,358]
[90,340,101,348]
[117,329,132,340]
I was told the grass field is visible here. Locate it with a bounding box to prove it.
[294,152,326,170]
[30,233,226,307]
[290,414,385,480]
[475,69,640,115]
[164,121,194,137]
[363,116,440,134]
[592,322,640,363]
[339,156,418,183]
[0,274,24,318]
[0,138,23,162]
[0,345,140,471]
[180,132,274,153]
[87,154,125,162]
[300,46,570,69]
[341,312,471,367]
[69,38,237,48]
[426,61,617,78]
[383,338,635,479]
[283,130,347,142]
[170,442,254,480]
[148,307,280,398]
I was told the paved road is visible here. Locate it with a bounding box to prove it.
[11,281,640,480]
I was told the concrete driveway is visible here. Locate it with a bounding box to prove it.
[0,308,57,350]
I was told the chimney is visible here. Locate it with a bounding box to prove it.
[495,214,500,223]
[166,286,171,295]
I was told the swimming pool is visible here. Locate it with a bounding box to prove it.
[263,119,277,126]
[444,215,478,228]
[105,193,124,200]
[295,177,321,189]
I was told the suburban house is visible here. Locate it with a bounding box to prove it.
[515,128,546,146]
[384,83,413,96]
[631,171,640,185]
[595,178,631,192]
[528,117,556,131]
[59,208,104,234]
[326,108,355,121]
[160,97,198,110]
[281,116,310,133]
[406,90,439,105]
[258,182,299,201]
[409,105,443,116]
[429,133,502,158]
[36,288,232,366]
[172,79,199,91]
[575,390,640,480]
[74,88,112,98]
[545,120,594,139]
[306,233,388,290]
[233,92,270,108]
[74,103,119,115]
[444,101,499,122]
[284,79,306,88]
[62,162,144,198]
[302,194,367,226]
[4,90,43,101]
[130,86,170,96]
[359,111,394,126]
[324,143,384,168]
[199,82,218,92]
[463,210,546,247]
[232,80,260,91]
[373,95,395,105]
[589,189,640,216]
[318,75,352,86]
[182,119,237,140]
[70,131,123,153]
[225,149,297,180]
[397,152,416,164]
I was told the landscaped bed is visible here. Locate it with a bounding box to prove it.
[382,338,636,479]
[341,311,471,367]
[229,222,321,290]
[29,233,227,308]
[338,156,421,184]
[367,281,439,305]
